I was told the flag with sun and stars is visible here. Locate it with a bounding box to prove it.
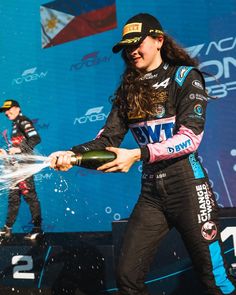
[40,0,117,48]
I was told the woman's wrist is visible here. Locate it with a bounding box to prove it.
[131,148,141,162]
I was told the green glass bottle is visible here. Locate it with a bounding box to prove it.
[70,150,116,169]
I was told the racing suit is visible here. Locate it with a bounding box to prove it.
[5,113,42,230]
[71,62,236,295]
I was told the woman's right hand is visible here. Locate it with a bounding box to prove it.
[48,150,75,171]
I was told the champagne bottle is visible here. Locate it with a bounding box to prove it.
[70,150,116,169]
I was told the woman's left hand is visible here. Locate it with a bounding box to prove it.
[97,147,141,173]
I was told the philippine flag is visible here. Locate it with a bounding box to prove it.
[40,0,117,48]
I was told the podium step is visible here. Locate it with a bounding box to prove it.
[0,232,114,294]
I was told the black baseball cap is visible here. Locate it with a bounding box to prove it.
[112,13,164,53]
[0,100,20,112]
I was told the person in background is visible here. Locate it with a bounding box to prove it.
[0,99,42,240]
[49,13,236,295]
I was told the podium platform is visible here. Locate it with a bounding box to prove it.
[0,208,236,294]
[0,232,114,294]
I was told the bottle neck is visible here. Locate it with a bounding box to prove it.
[71,154,82,166]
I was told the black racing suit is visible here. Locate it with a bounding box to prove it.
[6,113,42,230]
[71,63,236,295]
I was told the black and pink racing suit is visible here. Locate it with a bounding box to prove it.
[72,62,236,295]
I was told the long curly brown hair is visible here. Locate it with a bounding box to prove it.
[113,34,200,118]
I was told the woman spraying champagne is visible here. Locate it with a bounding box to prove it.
[50,147,139,172]
[49,13,236,295]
